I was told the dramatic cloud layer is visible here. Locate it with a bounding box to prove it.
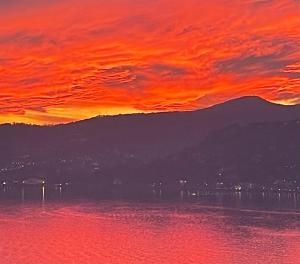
[0,0,299,124]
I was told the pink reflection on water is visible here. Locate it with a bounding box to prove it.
[0,202,300,264]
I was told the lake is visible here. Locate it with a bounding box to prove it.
[0,188,300,264]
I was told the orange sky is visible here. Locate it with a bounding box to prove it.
[0,0,300,124]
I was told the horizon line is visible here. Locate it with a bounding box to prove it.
[0,95,297,127]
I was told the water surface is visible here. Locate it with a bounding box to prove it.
[0,198,300,264]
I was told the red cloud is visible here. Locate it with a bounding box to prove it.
[0,0,299,124]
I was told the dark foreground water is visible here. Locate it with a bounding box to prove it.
[0,188,300,264]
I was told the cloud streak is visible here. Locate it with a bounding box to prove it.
[0,0,299,124]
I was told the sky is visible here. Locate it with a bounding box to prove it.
[0,0,299,124]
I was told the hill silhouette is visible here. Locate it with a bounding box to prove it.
[0,96,299,185]
[144,119,300,185]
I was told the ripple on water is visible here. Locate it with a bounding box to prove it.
[0,202,300,264]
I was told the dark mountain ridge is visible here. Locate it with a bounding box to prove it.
[0,96,300,185]
[145,119,300,185]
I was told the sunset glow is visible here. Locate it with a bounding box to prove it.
[0,0,300,124]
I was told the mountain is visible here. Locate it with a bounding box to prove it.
[144,119,300,185]
[0,96,299,184]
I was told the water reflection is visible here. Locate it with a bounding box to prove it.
[0,201,299,264]
[42,186,45,203]
[1,186,300,211]
[21,186,24,202]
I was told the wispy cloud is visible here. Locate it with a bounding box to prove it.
[0,0,299,123]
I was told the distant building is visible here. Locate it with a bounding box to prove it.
[113,178,122,186]
[216,182,227,190]
[22,178,45,185]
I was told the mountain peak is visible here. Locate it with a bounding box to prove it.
[223,96,270,105]
[209,96,276,111]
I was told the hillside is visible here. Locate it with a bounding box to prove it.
[0,96,299,184]
[144,120,300,185]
